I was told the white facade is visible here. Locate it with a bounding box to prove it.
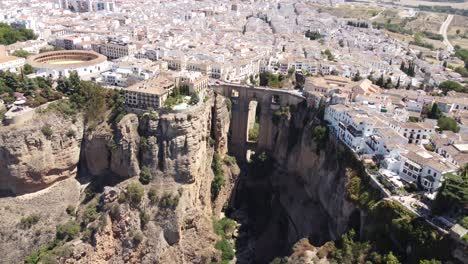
[0,56,25,72]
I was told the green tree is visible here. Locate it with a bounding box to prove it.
[432,173,468,214]
[352,71,362,81]
[23,64,34,75]
[383,252,400,264]
[439,81,466,94]
[376,74,385,87]
[12,49,29,58]
[437,116,460,132]
[428,104,442,119]
[0,23,37,45]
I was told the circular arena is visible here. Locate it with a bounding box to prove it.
[27,50,109,79]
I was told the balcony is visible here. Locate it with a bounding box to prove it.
[347,125,363,138]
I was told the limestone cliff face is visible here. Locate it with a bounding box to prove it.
[0,112,85,195]
[0,93,236,264]
[82,114,141,179]
[271,111,356,241]
[66,94,235,264]
[110,114,141,178]
[239,104,357,262]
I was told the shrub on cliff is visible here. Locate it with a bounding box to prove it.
[66,129,76,138]
[311,125,328,151]
[41,125,53,138]
[83,202,99,225]
[140,211,150,229]
[126,182,144,208]
[19,214,40,229]
[223,155,237,166]
[215,238,234,261]
[214,217,236,238]
[211,153,225,201]
[148,187,158,205]
[131,230,144,245]
[56,220,79,241]
[159,192,179,209]
[346,169,380,209]
[367,200,453,262]
[139,166,152,185]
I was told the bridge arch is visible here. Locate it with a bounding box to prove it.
[212,84,305,161]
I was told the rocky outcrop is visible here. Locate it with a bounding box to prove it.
[212,94,231,156]
[0,112,85,195]
[110,114,141,178]
[69,95,235,263]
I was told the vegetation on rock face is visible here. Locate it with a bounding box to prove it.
[148,187,159,205]
[41,124,53,138]
[211,153,225,201]
[223,155,237,166]
[327,229,401,264]
[0,23,36,45]
[366,200,453,263]
[83,202,99,225]
[139,166,153,185]
[24,239,62,264]
[56,220,80,241]
[139,211,150,229]
[213,217,236,263]
[125,182,144,208]
[346,168,380,210]
[311,125,328,151]
[19,214,40,229]
[432,170,468,216]
[159,192,179,209]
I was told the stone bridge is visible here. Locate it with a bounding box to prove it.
[211,83,305,160]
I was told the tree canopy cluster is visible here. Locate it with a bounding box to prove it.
[55,72,124,125]
[0,23,36,45]
[432,167,468,216]
[305,29,322,40]
[0,71,61,107]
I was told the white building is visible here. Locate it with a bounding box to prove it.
[0,56,25,72]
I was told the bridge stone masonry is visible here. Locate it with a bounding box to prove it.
[211,83,305,160]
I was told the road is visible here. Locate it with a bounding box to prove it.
[439,14,454,52]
